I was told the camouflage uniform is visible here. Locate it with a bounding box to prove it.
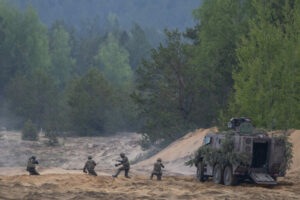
[112,153,130,178]
[83,156,97,176]
[150,158,164,181]
[26,156,40,175]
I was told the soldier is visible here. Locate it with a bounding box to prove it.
[112,153,130,178]
[150,158,164,181]
[83,156,97,176]
[26,156,40,175]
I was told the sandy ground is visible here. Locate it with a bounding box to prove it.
[0,129,300,199]
[0,170,300,200]
[0,131,148,172]
[133,128,217,175]
[290,130,300,171]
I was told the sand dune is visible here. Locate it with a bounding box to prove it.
[290,130,300,171]
[133,128,217,175]
[134,128,300,175]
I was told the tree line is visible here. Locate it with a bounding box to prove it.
[0,0,299,148]
[134,0,300,147]
[0,1,151,141]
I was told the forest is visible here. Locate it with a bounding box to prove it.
[0,0,299,147]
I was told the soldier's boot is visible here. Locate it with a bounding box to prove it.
[89,170,97,176]
[29,168,40,175]
[157,174,162,181]
[112,169,122,178]
[125,169,131,178]
[150,173,154,180]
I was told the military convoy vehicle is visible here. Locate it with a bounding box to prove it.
[194,117,290,186]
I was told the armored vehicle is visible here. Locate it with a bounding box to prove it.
[194,117,290,186]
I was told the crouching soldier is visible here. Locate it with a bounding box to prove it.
[150,158,164,181]
[27,156,40,175]
[83,156,97,176]
[112,153,130,178]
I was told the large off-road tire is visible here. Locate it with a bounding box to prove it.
[271,176,277,182]
[213,164,223,184]
[223,165,238,186]
[196,162,205,182]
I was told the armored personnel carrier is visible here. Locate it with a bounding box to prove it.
[194,117,291,186]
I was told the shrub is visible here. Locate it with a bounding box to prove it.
[22,120,38,141]
[45,128,59,146]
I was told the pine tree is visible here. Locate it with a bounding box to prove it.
[94,33,133,88]
[230,0,300,129]
[48,21,75,88]
[190,0,252,126]
[67,68,114,136]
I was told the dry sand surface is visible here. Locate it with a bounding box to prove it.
[0,129,300,199]
[0,171,300,200]
[0,131,148,173]
[133,128,217,174]
[134,129,300,173]
[290,130,300,171]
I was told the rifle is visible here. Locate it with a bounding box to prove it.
[113,159,123,167]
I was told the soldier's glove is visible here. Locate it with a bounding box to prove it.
[115,164,120,167]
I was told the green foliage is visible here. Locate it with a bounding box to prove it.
[44,129,59,146]
[133,30,196,146]
[94,33,133,88]
[6,70,58,128]
[274,134,293,175]
[186,135,251,167]
[123,23,152,71]
[22,120,38,141]
[0,2,50,93]
[1,0,299,147]
[67,68,114,136]
[228,0,300,129]
[190,0,252,127]
[48,21,75,88]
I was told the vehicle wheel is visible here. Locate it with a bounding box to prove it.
[196,162,205,182]
[271,176,277,181]
[223,165,238,186]
[213,164,223,184]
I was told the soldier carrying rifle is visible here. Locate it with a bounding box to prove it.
[83,155,97,176]
[112,153,130,178]
[26,156,40,175]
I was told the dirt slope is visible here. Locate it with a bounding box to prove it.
[133,128,300,175]
[133,128,217,175]
[290,130,300,171]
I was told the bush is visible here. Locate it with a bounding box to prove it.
[45,131,59,146]
[185,134,251,167]
[22,120,38,141]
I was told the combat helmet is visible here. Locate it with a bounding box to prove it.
[157,158,162,162]
[88,155,92,159]
[120,153,125,157]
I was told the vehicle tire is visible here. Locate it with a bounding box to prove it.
[196,162,205,182]
[213,164,223,184]
[223,165,238,186]
[271,176,277,181]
